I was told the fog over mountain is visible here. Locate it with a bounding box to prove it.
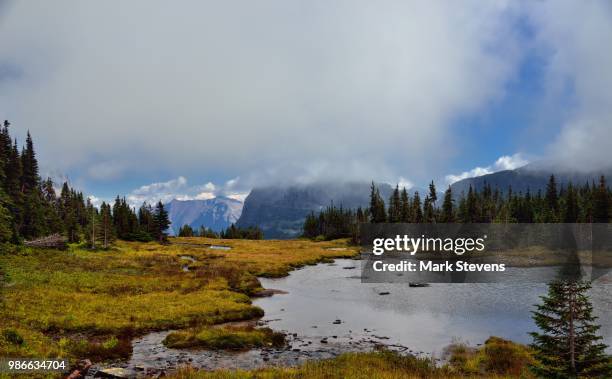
[450,163,612,197]
[4,1,612,194]
[236,181,399,239]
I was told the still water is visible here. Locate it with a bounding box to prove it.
[256,259,612,355]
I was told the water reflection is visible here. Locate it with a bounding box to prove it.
[256,259,612,355]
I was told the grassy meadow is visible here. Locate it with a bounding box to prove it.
[0,238,357,364]
[0,238,539,378]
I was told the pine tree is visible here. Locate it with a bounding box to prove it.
[0,121,8,183]
[388,185,401,223]
[153,201,171,242]
[178,224,195,237]
[85,199,101,249]
[424,181,437,223]
[400,187,411,222]
[466,185,478,223]
[99,202,115,248]
[592,176,610,223]
[20,131,40,193]
[412,191,423,223]
[563,183,579,223]
[0,191,12,242]
[59,182,81,243]
[545,175,560,222]
[441,186,454,222]
[368,182,387,223]
[138,202,155,236]
[303,212,320,238]
[530,280,611,378]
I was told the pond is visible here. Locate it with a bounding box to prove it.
[255,259,612,356]
[111,259,612,377]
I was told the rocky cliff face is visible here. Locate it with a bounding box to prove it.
[236,181,394,239]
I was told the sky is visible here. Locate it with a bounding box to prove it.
[1,1,611,206]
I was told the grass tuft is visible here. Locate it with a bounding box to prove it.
[163,326,286,350]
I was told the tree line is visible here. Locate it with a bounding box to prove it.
[304,176,612,240]
[178,223,264,240]
[0,121,171,247]
[303,178,612,377]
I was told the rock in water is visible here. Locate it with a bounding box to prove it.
[94,367,133,378]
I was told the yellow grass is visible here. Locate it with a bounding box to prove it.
[0,238,358,364]
[0,238,536,378]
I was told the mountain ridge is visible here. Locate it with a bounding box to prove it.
[450,164,612,196]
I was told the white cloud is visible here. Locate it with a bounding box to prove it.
[125,176,248,207]
[525,1,612,171]
[397,177,414,190]
[445,153,528,185]
[194,192,215,200]
[0,1,522,185]
[86,195,102,207]
[127,176,189,205]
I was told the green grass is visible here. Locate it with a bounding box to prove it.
[0,239,538,378]
[0,238,358,364]
[163,326,286,350]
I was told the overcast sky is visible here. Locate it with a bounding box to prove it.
[1,1,611,205]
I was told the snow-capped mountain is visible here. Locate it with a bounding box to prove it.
[166,197,243,235]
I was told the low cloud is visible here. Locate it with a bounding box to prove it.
[0,1,522,186]
[445,154,528,185]
[526,1,612,171]
[125,176,248,207]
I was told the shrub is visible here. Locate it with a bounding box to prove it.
[163,326,285,350]
[2,329,24,346]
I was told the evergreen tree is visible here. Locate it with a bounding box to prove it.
[0,121,8,183]
[545,175,560,222]
[138,202,155,236]
[592,176,610,223]
[0,191,12,242]
[99,202,115,248]
[411,191,423,223]
[388,185,401,223]
[530,280,611,378]
[400,187,411,222]
[178,224,195,237]
[303,212,320,238]
[461,186,479,223]
[563,183,579,223]
[153,201,171,242]
[85,199,101,249]
[20,132,39,193]
[424,181,437,223]
[441,186,454,223]
[369,182,387,223]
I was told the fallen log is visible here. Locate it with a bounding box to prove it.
[24,233,68,249]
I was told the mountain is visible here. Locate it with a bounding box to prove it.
[166,197,243,235]
[450,164,612,197]
[236,181,395,239]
